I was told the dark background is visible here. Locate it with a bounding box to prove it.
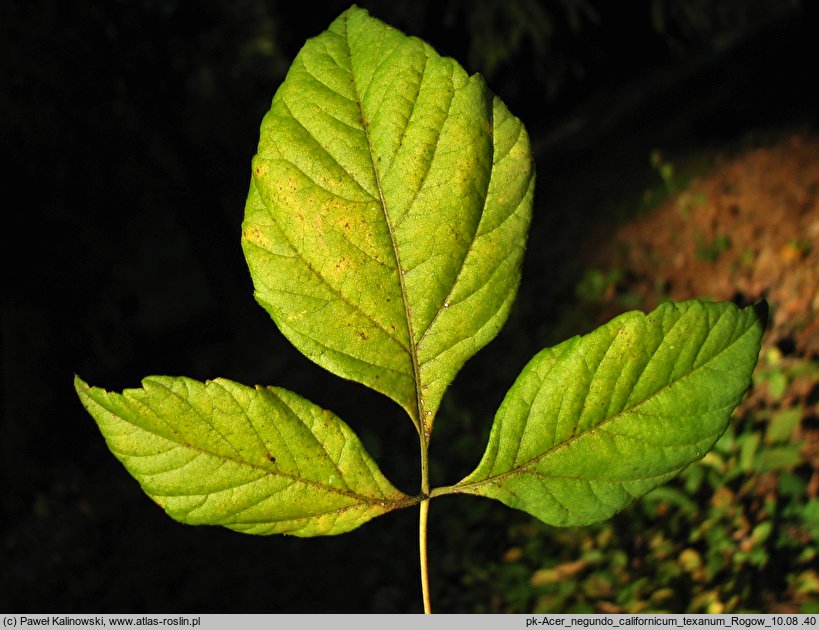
[2,0,817,612]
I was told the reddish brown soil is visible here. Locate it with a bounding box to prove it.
[593,132,819,360]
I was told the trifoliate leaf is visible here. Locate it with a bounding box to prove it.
[445,300,765,526]
[241,6,534,432]
[75,376,413,536]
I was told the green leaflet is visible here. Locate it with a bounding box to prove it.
[241,6,534,431]
[445,300,765,527]
[75,376,413,536]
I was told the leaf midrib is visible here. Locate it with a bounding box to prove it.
[448,312,757,492]
[341,13,426,434]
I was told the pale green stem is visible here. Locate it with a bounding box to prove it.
[419,431,432,614]
[419,498,431,614]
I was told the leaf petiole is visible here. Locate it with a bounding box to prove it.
[419,498,431,614]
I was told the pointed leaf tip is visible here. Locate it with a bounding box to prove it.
[451,300,764,527]
[752,299,769,329]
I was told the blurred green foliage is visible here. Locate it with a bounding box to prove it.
[649,0,803,54]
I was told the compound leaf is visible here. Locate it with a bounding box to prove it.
[241,6,534,432]
[444,300,765,526]
[75,376,413,536]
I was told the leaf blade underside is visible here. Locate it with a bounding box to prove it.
[241,6,534,431]
[75,376,413,536]
[446,300,765,526]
